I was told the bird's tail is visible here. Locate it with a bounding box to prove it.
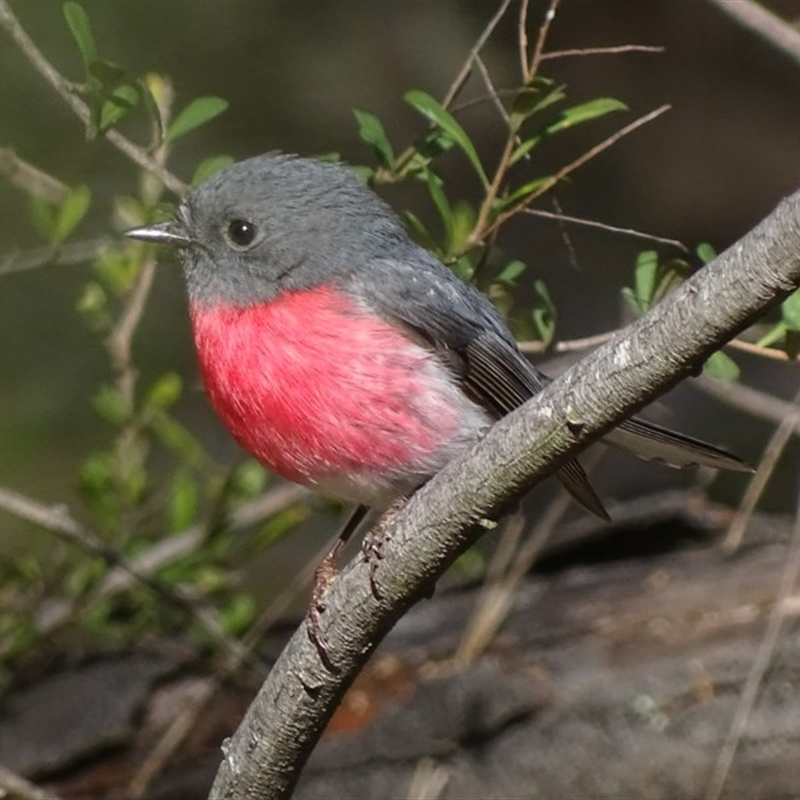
[603,417,751,473]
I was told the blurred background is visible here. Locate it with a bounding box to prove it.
[2,0,800,607]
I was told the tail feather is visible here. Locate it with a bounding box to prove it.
[556,459,610,521]
[604,417,751,473]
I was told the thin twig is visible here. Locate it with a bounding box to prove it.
[33,484,309,636]
[128,528,336,797]
[541,44,665,60]
[0,146,68,203]
[440,0,515,110]
[522,207,689,252]
[704,433,800,798]
[707,0,800,70]
[105,257,156,410]
[723,386,800,552]
[483,104,671,239]
[0,0,186,196]
[695,375,800,430]
[525,0,561,84]
[455,449,604,663]
[0,485,259,670]
[474,54,510,124]
[518,0,531,81]
[0,763,59,800]
[0,237,113,275]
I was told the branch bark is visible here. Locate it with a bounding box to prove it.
[209,187,800,799]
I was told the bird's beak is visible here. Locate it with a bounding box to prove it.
[124,219,193,248]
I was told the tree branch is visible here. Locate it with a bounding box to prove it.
[0,0,186,196]
[707,0,800,69]
[209,187,800,799]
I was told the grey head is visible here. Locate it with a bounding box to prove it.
[125,153,415,308]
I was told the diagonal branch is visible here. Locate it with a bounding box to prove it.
[707,0,800,69]
[0,0,186,196]
[209,183,800,799]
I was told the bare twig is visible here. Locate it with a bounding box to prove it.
[0,146,68,203]
[0,0,186,196]
[105,257,156,411]
[0,763,59,800]
[480,104,671,241]
[723,387,800,552]
[128,526,333,797]
[440,0,515,110]
[474,55,510,124]
[541,44,665,60]
[705,440,800,799]
[695,375,800,430]
[456,449,605,663]
[707,0,800,69]
[33,484,309,635]
[522,207,689,251]
[0,485,259,671]
[0,237,112,275]
[525,0,561,84]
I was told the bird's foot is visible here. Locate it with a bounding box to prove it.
[361,499,406,600]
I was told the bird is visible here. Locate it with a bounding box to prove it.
[125,153,748,618]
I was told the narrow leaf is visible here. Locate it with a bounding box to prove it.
[703,351,740,381]
[404,90,488,186]
[782,288,800,331]
[63,2,97,70]
[353,109,395,167]
[634,250,658,311]
[545,98,627,136]
[88,59,125,87]
[54,185,91,243]
[166,96,229,143]
[193,155,235,185]
[98,84,140,133]
[696,242,716,264]
[509,136,542,166]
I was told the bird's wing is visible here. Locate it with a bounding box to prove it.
[348,257,610,519]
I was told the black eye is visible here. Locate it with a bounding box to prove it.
[226,218,257,248]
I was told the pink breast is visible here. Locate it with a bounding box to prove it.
[189,286,469,501]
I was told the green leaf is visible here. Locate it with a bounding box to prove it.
[755,321,786,349]
[54,184,91,243]
[696,242,717,264]
[169,469,199,531]
[782,288,800,331]
[92,384,130,425]
[353,109,395,167]
[509,82,565,132]
[424,170,454,248]
[88,59,125,87]
[63,2,97,70]
[404,89,488,186]
[232,460,269,498]
[703,351,740,381]
[495,259,527,285]
[451,255,474,280]
[531,279,556,346]
[402,210,437,252]
[545,98,627,136]
[98,84,140,134]
[137,78,164,143]
[146,373,183,409]
[509,136,542,166]
[28,195,57,241]
[634,250,658,312]
[192,155,235,185]
[493,176,553,214]
[165,96,229,143]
